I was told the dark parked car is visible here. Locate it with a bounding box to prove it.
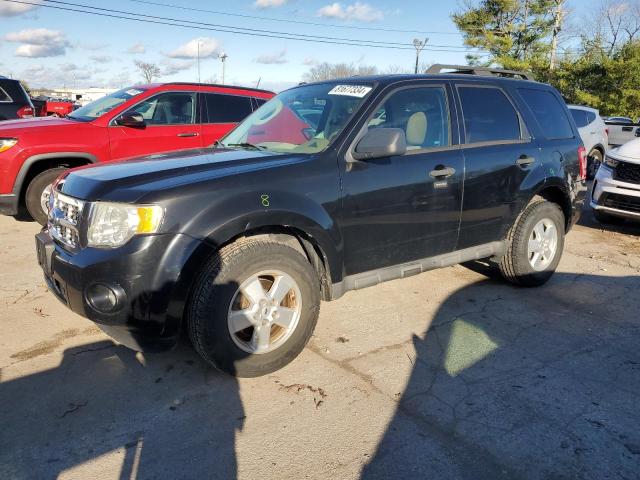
[36,67,587,377]
[0,76,35,121]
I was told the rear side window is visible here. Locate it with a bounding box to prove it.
[518,88,574,139]
[254,98,267,109]
[0,86,12,102]
[570,109,588,128]
[458,86,521,143]
[204,93,253,123]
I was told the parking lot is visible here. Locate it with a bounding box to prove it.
[0,206,638,479]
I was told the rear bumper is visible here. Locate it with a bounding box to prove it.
[0,194,18,216]
[35,230,205,352]
[590,166,640,221]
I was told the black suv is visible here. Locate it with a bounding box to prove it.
[0,77,34,120]
[36,66,587,377]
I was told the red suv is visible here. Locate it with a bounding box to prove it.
[0,82,274,224]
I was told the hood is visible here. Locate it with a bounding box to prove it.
[609,138,640,164]
[0,116,85,133]
[59,147,309,202]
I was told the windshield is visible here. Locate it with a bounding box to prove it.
[67,87,147,121]
[220,82,373,154]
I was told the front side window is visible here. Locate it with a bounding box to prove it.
[220,82,373,154]
[126,92,195,125]
[204,93,252,123]
[69,87,146,121]
[518,88,574,139]
[458,86,521,143]
[367,86,450,150]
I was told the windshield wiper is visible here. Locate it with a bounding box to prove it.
[225,142,266,151]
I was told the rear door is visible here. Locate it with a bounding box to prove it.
[108,91,202,159]
[200,92,254,146]
[570,108,593,151]
[340,82,464,274]
[454,82,540,249]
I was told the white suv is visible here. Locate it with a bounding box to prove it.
[591,138,640,223]
[569,105,608,178]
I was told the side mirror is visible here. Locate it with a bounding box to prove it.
[115,113,146,128]
[635,127,640,137]
[352,127,407,161]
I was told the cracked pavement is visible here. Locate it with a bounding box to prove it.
[0,209,639,479]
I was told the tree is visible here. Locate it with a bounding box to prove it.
[582,0,640,55]
[452,0,561,70]
[303,62,378,82]
[134,60,161,83]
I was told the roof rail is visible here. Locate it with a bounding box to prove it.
[425,64,535,81]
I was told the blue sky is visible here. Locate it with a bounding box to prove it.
[0,0,599,92]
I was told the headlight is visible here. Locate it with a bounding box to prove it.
[87,202,163,248]
[603,155,619,169]
[0,138,18,153]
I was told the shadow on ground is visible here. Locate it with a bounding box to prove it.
[362,271,640,479]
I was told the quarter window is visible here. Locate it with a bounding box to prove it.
[458,86,521,143]
[0,87,12,102]
[204,93,253,123]
[126,92,195,125]
[368,87,450,150]
[518,88,574,139]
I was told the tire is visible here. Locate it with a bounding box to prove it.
[25,167,67,225]
[593,208,622,225]
[187,237,320,377]
[587,149,603,180]
[499,200,565,287]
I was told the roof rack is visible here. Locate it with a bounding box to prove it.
[425,64,535,81]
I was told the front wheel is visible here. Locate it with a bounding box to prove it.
[499,200,565,287]
[25,167,67,225]
[187,237,320,377]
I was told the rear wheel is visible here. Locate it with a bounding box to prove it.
[25,167,66,225]
[187,237,320,377]
[499,200,565,287]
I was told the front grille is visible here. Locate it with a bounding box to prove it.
[48,191,85,249]
[603,193,640,213]
[614,161,640,184]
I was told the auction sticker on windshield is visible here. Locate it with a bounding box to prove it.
[328,85,372,97]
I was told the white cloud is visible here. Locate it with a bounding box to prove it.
[167,37,219,59]
[303,57,319,66]
[253,0,288,8]
[0,0,41,17]
[5,28,69,57]
[317,2,383,22]
[160,59,196,76]
[126,42,146,54]
[254,49,288,64]
[90,55,113,63]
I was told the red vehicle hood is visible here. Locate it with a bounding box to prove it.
[0,116,84,133]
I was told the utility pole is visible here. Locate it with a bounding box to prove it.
[549,0,564,70]
[413,38,428,74]
[219,51,228,84]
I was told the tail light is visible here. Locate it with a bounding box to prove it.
[578,146,587,180]
[17,106,34,118]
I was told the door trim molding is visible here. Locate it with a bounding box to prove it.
[331,241,506,299]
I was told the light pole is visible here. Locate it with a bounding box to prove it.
[413,38,428,74]
[219,51,228,84]
[197,41,201,83]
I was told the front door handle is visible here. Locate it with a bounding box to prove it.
[429,166,456,178]
[177,132,199,137]
[516,155,536,167]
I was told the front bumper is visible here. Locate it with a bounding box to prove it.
[0,193,19,216]
[590,165,640,221]
[35,230,204,351]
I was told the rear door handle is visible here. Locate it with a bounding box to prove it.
[429,166,456,178]
[516,155,535,167]
[177,132,199,137]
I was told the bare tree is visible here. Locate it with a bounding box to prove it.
[303,62,378,82]
[134,60,161,83]
[583,0,640,54]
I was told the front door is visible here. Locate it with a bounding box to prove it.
[108,91,202,160]
[340,84,464,275]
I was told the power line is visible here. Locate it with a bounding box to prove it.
[37,0,481,51]
[129,0,465,36]
[2,0,488,53]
